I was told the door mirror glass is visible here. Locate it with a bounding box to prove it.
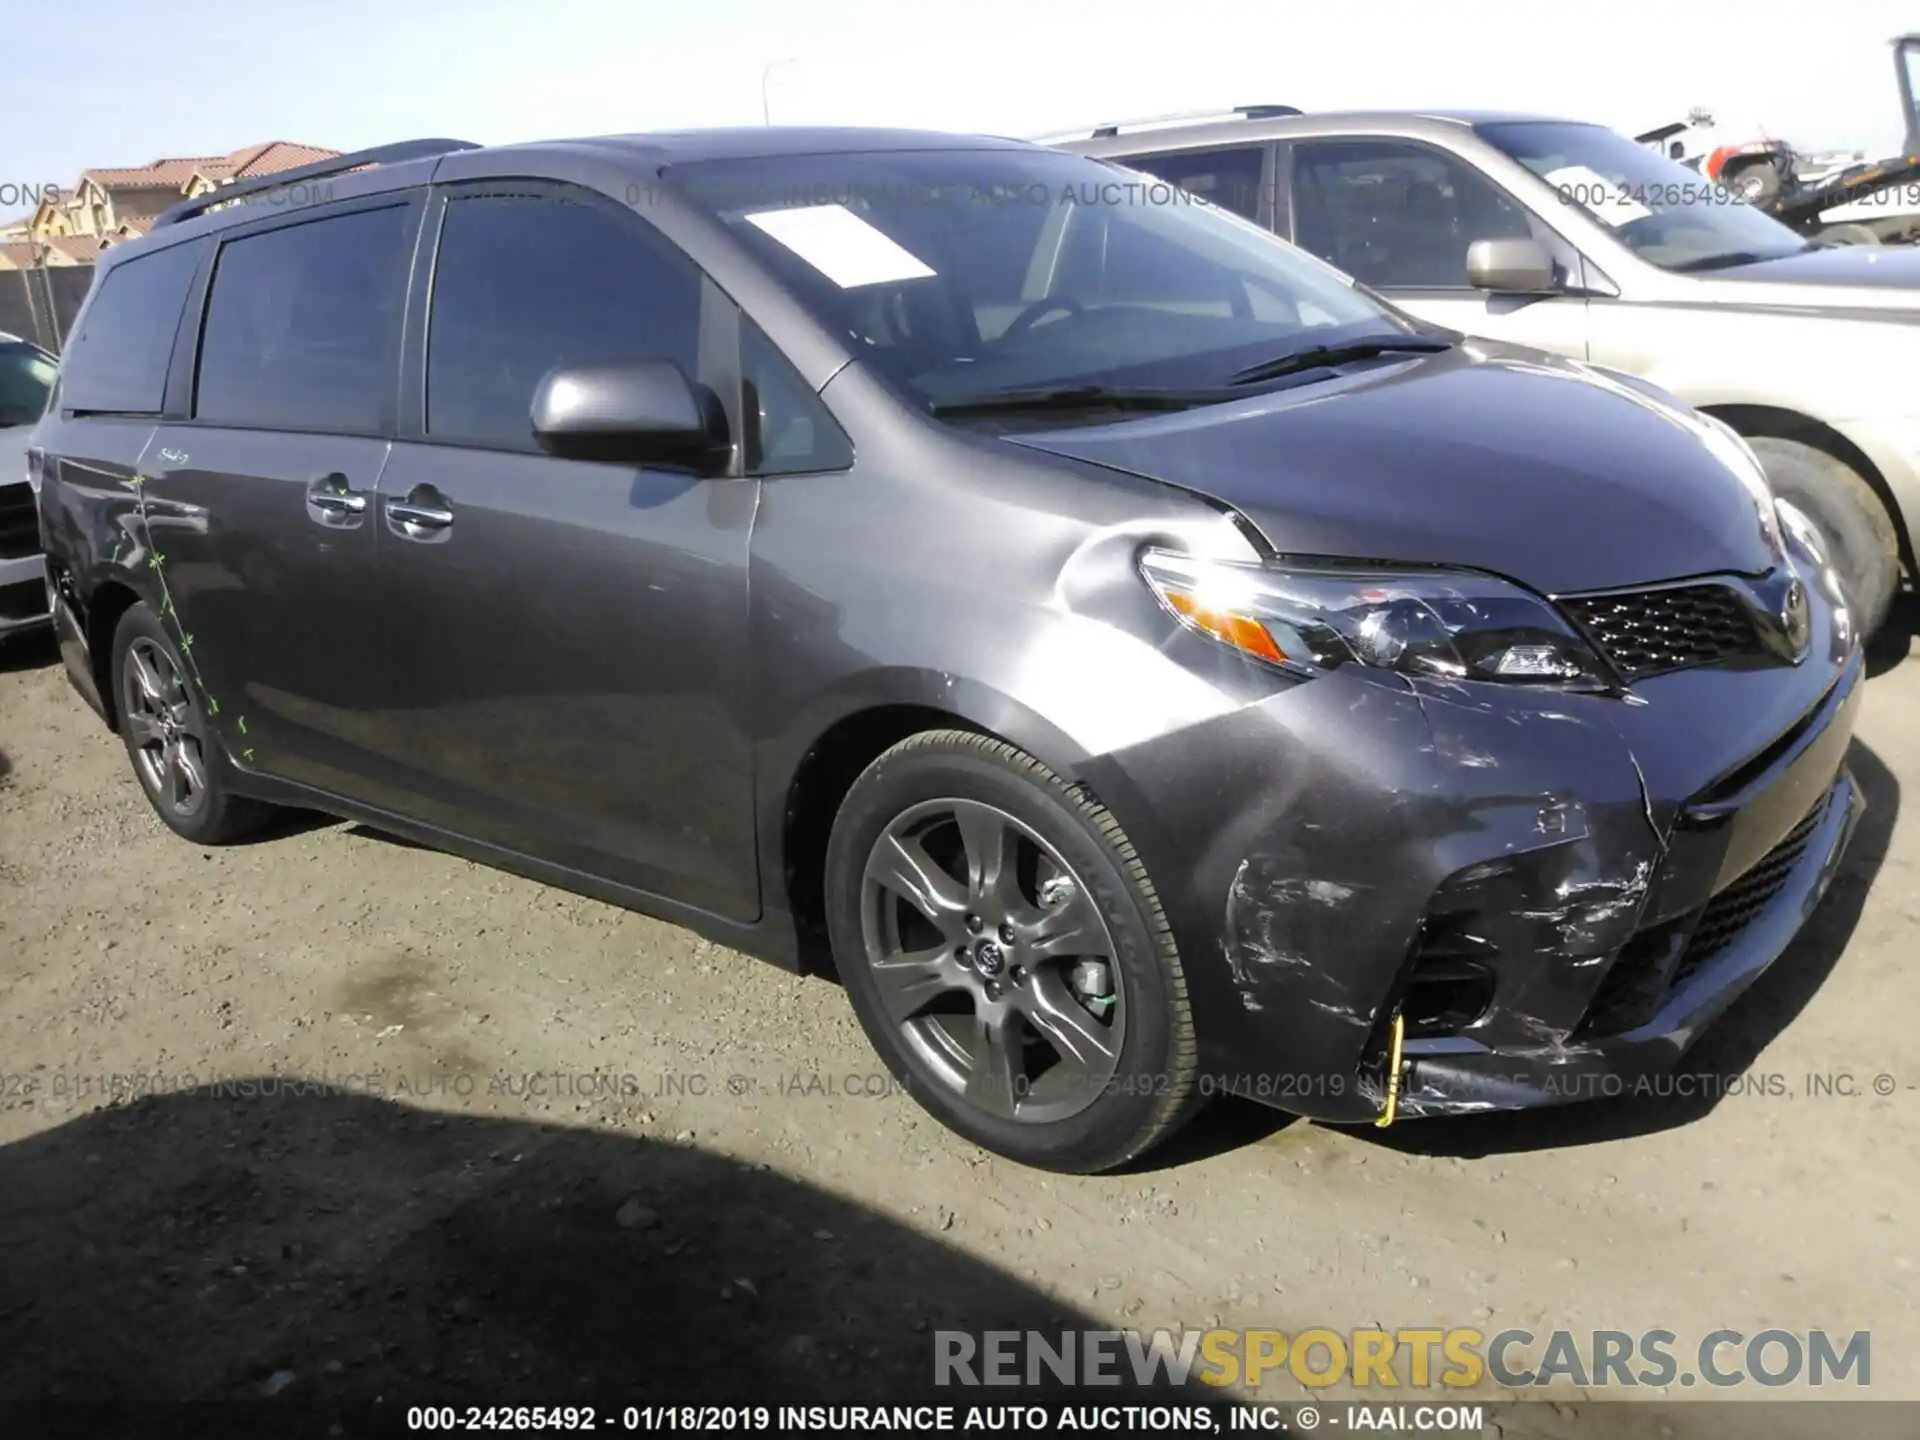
[530,357,726,469]
[1465,237,1558,294]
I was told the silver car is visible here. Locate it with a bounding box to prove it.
[1061,109,1920,633]
[0,332,57,641]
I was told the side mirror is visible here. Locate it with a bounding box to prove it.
[1465,237,1558,295]
[531,358,727,470]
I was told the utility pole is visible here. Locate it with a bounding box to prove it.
[761,58,798,125]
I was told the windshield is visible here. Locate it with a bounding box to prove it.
[0,341,56,428]
[1476,121,1811,271]
[669,147,1407,410]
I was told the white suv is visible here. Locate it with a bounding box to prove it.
[1062,109,1920,634]
[0,332,57,641]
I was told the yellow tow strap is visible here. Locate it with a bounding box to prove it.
[1374,1011,1406,1128]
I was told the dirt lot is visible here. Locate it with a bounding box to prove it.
[1,619,1916,1437]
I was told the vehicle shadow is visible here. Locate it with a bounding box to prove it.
[0,1086,1208,1431]
[1351,737,1899,1159]
[1865,590,1919,677]
[0,625,58,674]
[343,822,435,850]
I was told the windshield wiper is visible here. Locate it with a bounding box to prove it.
[1225,337,1455,387]
[927,384,1225,418]
[1666,250,1780,273]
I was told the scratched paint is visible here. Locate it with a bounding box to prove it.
[129,465,254,763]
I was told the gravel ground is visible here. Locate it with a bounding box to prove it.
[1,620,1915,1438]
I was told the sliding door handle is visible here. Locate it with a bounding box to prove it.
[308,491,367,516]
[306,471,368,526]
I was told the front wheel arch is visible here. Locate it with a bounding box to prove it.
[83,578,144,731]
[774,689,1094,977]
[1698,404,1912,572]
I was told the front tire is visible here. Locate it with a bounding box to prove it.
[1721,157,1784,207]
[1748,436,1901,637]
[824,730,1198,1173]
[1817,222,1880,247]
[111,602,272,844]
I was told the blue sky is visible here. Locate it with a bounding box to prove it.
[5,0,1916,200]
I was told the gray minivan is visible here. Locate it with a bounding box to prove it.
[31,131,1861,1171]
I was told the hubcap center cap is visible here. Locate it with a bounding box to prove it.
[972,939,1006,977]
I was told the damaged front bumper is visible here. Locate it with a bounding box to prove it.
[1393,763,1859,1117]
[1081,569,1864,1126]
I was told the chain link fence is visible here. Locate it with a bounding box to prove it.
[0,264,95,354]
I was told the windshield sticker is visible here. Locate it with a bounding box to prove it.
[1544,164,1653,225]
[744,204,937,288]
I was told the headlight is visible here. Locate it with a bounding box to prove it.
[1140,549,1614,690]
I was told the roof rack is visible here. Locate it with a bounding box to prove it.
[1032,105,1303,146]
[151,138,483,229]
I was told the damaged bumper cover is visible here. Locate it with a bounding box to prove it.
[1081,573,1863,1126]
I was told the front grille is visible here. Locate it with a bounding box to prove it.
[1667,800,1826,991]
[0,482,37,560]
[1561,582,1765,680]
[1578,918,1688,1038]
[1579,796,1827,1038]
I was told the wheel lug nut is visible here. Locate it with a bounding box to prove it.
[998,923,1016,944]
[965,913,983,933]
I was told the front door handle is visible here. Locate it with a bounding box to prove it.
[385,500,453,528]
[306,472,368,526]
[385,484,455,542]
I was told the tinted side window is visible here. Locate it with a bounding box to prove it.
[0,343,57,427]
[1290,141,1534,288]
[427,192,701,449]
[741,322,851,476]
[59,238,206,414]
[195,204,414,433]
[1123,146,1267,221]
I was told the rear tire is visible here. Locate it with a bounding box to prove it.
[1721,157,1784,207]
[1817,223,1880,247]
[824,729,1199,1173]
[111,603,273,845]
[1748,436,1901,638]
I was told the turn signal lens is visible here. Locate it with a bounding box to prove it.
[1161,588,1287,664]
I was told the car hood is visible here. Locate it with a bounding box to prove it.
[1006,347,1780,596]
[1692,245,1920,309]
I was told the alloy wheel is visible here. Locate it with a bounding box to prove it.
[121,636,210,819]
[859,797,1126,1124]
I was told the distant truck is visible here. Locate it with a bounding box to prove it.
[1633,113,1796,204]
[1635,34,1920,245]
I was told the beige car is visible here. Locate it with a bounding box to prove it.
[1060,108,1920,633]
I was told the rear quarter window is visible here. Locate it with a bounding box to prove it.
[57,238,208,415]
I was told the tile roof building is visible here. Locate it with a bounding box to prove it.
[0,141,340,268]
